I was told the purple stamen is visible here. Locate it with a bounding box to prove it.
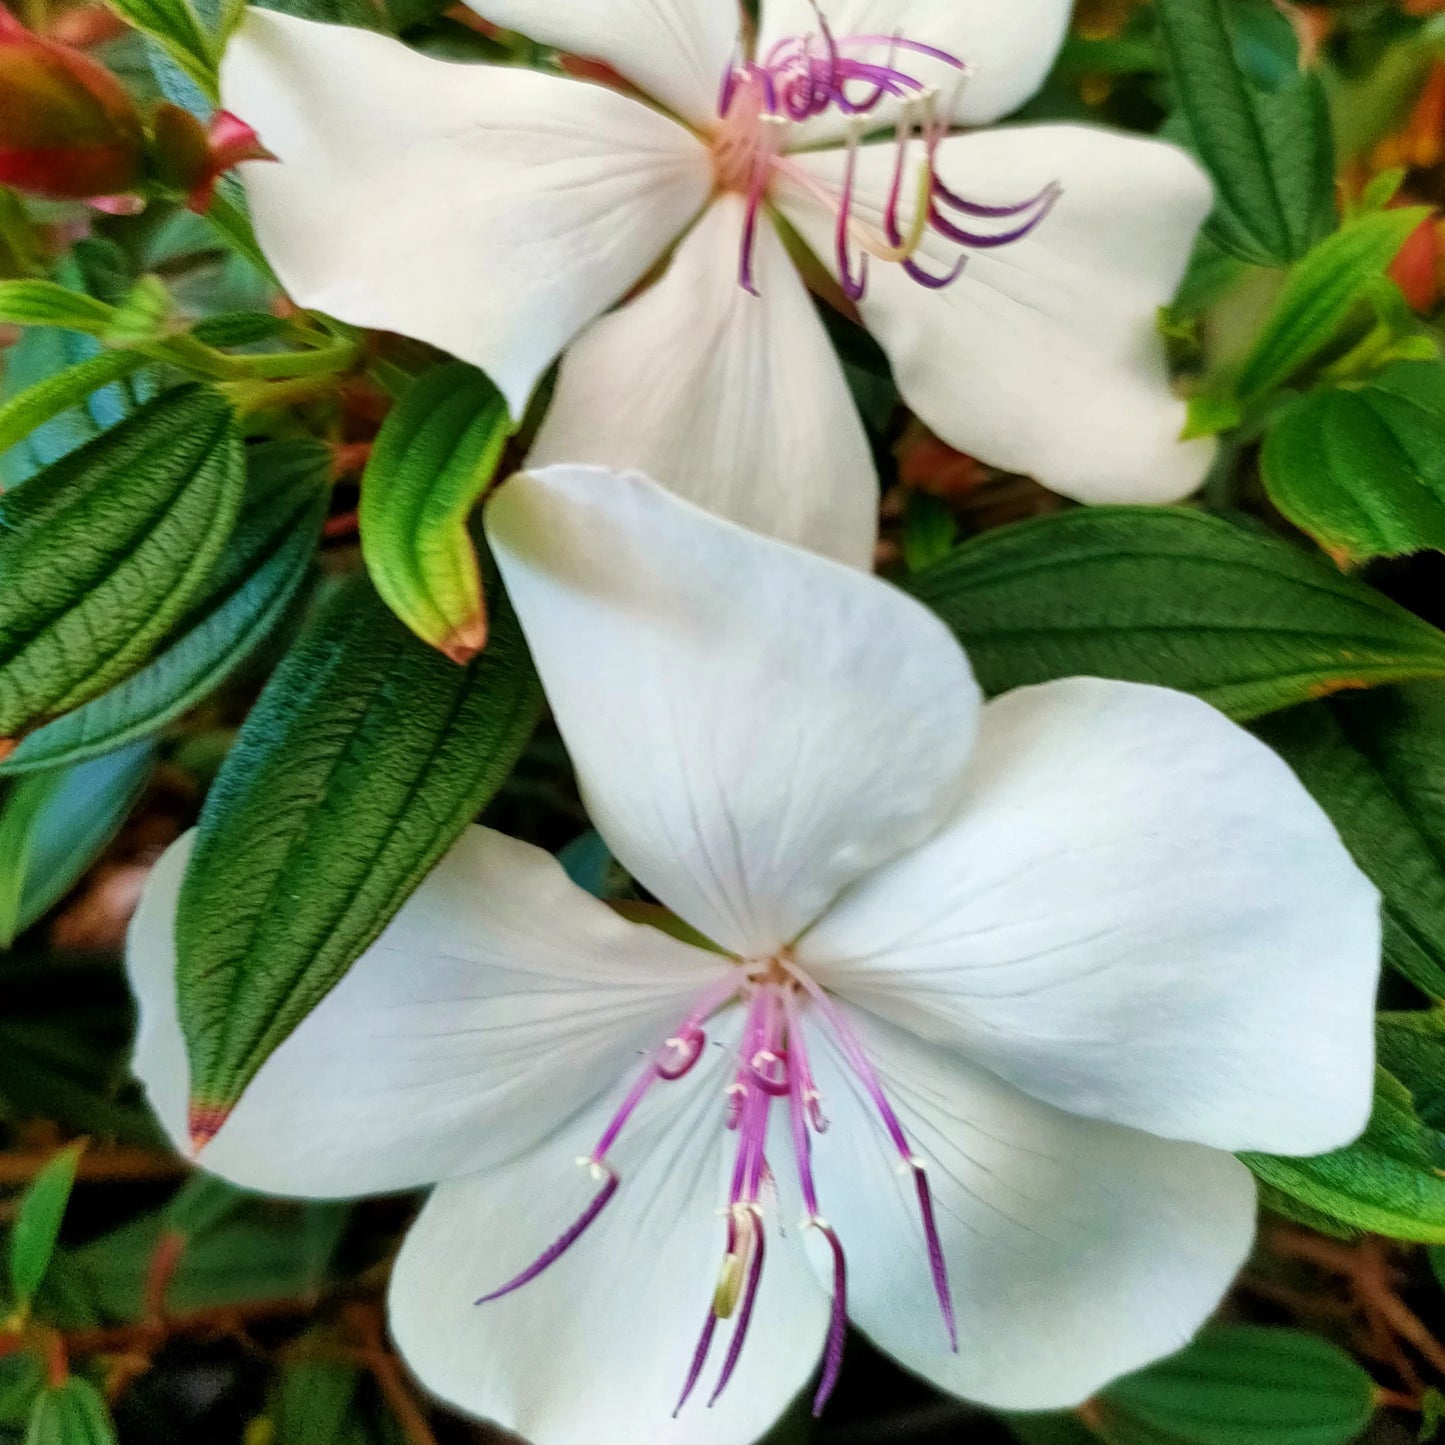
[933,177,1061,219]
[835,139,869,302]
[784,964,957,1351]
[708,1214,766,1407]
[674,1309,720,1417]
[474,1164,619,1304]
[903,254,968,289]
[809,1221,848,1416]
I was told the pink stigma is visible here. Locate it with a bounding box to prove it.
[709,16,1060,301]
[474,959,958,1419]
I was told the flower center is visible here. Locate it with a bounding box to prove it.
[474,959,956,1418]
[708,15,1061,300]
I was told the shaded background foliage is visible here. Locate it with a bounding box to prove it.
[6,0,1445,1442]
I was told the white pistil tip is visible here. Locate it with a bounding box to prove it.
[803,1215,832,1232]
[897,1155,928,1177]
[577,1156,611,1182]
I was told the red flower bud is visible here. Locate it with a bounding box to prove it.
[0,5,145,200]
[148,102,273,213]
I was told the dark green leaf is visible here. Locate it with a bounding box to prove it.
[8,1144,83,1308]
[359,363,508,662]
[23,1379,116,1445]
[0,386,246,742]
[1156,0,1333,266]
[175,570,541,1127]
[55,1176,346,1322]
[2,442,328,774]
[1098,1326,1374,1445]
[274,1362,362,1445]
[1235,208,1428,400]
[102,0,217,97]
[1262,362,1445,562]
[1377,1012,1445,1131]
[0,745,154,946]
[904,508,1445,720]
[0,1356,43,1428]
[1245,1070,1445,1242]
[1254,684,1445,998]
[1007,1415,1099,1445]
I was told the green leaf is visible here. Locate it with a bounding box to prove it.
[359,363,508,662]
[1235,208,1428,401]
[55,1176,346,1322]
[1377,1012,1445,1132]
[1245,1070,1445,1242]
[904,508,1445,720]
[1007,1415,1099,1445]
[1098,1326,1375,1445]
[102,0,217,98]
[1155,0,1333,266]
[0,745,154,946]
[1261,362,1445,562]
[0,1355,44,1428]
[175,570,542,1132]
[0,386,246,743]
[901,492,958,574]
[1254,684,1445,998]
[0,285,114,335]
[8,1143,84,1308]
[2,441,328,774]
[274,1362,362,1445]
[0,354,153,467]
[23,1379,116,1445]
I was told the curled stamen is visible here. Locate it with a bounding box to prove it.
[808,1219,848,1416]
[709,1209,767,1406]
[657,1025,707,1081]
[474,1161,619,1304]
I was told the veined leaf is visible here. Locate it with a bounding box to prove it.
[102,0,217,98]
[2,440,328,774]
[1156,0,1333,267]
[0,283,114,334]
[0,386,245,744]
[1254,683,1445,998]
[905,508,1445,720]
[1262,361,1445,562]
[359,363,509,663]
[175,570,542,1137]
[1235,207,1428,401]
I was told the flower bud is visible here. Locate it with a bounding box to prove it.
[148,102,273,213]
[0,5,145,200]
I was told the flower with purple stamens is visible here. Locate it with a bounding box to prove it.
[128,465,1380,1445]
[219,0,1219,567]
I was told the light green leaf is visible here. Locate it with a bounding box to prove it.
[1261,361,1445,562]
[904,508,1445,720]
[102,0,217,98]
[175,571,542,1131]
[2,441,328,774]
[0,285,114,335]
[1235,208,1428,400]
[1254,683,1445,998]
[0,386,246,742]
[1245,1070,1445,1242]
[1155,0,1333,266]
[359,363,509,663]
[23,1378,117,1445]
[8,1143,84,1309]
[1098,1326,1375,1445]
[0,745,154,946]
[0,353,152,465]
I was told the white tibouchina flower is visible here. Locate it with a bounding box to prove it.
[220,0,1219,567]
[128,468,1379,1445]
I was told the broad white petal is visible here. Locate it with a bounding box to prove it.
[485,467,981,957]
[221,9,712,417]
[530,196,878,567]
[799,679,1381,1155]
[776,125,1217,504]
[758,0,1073,133]
[389,1012,827,1444]
[806,1007,1257,1409]
[128,827,727,1198]
[464,0,736,127]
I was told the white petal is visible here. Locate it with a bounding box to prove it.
[758,0,1073,132]
[485,467,981,957]
[389,1012,827,1444]
[221,9,712,417]
[806,1006,1257,1409]
[127,827,728,1198]
[462,0,736,127]
[529,196,878,567]
[776,125,1217,504]
[799,679,1381,1156]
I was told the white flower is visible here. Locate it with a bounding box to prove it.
[220,0,1219,567]
[128,466,1378,1445]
